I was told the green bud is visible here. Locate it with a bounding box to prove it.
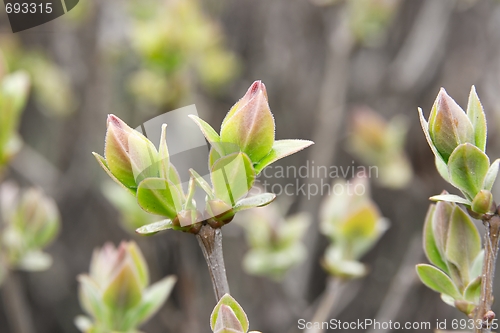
[471,189,494,215]
[211,294,249,333]
[206,199,235,228]
[220,81,275,163]
[428,88,475,163]
[103,114,159,189]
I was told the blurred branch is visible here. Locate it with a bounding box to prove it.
[1,272,35,333]
[367,235,423,333]
[389,0,456,92]
[305,277,343,333]
[292,4,354,300]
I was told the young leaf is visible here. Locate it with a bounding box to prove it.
[423,205,448,274]
[464,276,481,304]
[213,305,244,333]
[136,178,183,219]
[444,207,481,284]
[93,153,136,195]
[416,264,461,300]
[466,86,487,152]
[211,294,249,333]
[189,168,215,200]
[448,143,489,199]
[418,108,450,182]
[483,158,500,191]
[429,194,470,206]
[211,152,255,206]
[233,193,276,213]
[136,219,175,235]
[188,115,222,146]
[102,265,142,311]
[122,276,177,329]
[254,139,314,174]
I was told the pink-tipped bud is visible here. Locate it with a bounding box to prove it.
[220,81,275,162]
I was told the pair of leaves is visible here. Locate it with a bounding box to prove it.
[211,294,249,333]
[135,193,276,235]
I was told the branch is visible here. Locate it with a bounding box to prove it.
[474,215,500,333]
[196,224,230,301]
[1,271,35,333]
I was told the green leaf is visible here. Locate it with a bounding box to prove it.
[448,143,489,199]
[158,124,170,179]
[254,140,314,174]
[429,194,470,206]
[78,275,109,323]
[189,168,215,200]
[466,86,487,152]
[135,219,175,235]
[211,152,255,206]
[233,193,276,213]
[122,275,176,329]
[423,205,448,274]
[210,294,249,333]
[418,108,449,181]
[102,264,142,312]
[17,251,52,271]
[93,153,136,195]
[416,264,461,299]
[136,178,183,219]
[188,115,221,145]
[464,276,481,304]
[470,250,484,280]
[445,206,481,284]
[483,159,500,191]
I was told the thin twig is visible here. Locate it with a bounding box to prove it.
[1,271,35,333]
[196,224,230,301]
[367,235,423,333]
[304,277,343,333]
[474,215,500,333]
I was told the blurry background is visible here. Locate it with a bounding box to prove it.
[2,0,500,332]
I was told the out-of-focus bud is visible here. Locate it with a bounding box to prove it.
[0,182,60,272]
[211,294,250,333]
[239,201,310,280]
[76,241,176,332]
[471,189,494,215]
[0,71,30,171]
[320,175,388,279]
[95,114,159,191]
[220,81,275,163]
[428,88,475,162]
[348,107,412,189]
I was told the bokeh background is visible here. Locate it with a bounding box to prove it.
[2,0,500,332]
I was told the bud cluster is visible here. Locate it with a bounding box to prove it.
[419,87,499,213]
[94,81,313,236]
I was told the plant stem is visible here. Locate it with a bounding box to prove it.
[196,224,230,301]
[305,277,343,333]
[475,215,500,333]
[1,271,35,333]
